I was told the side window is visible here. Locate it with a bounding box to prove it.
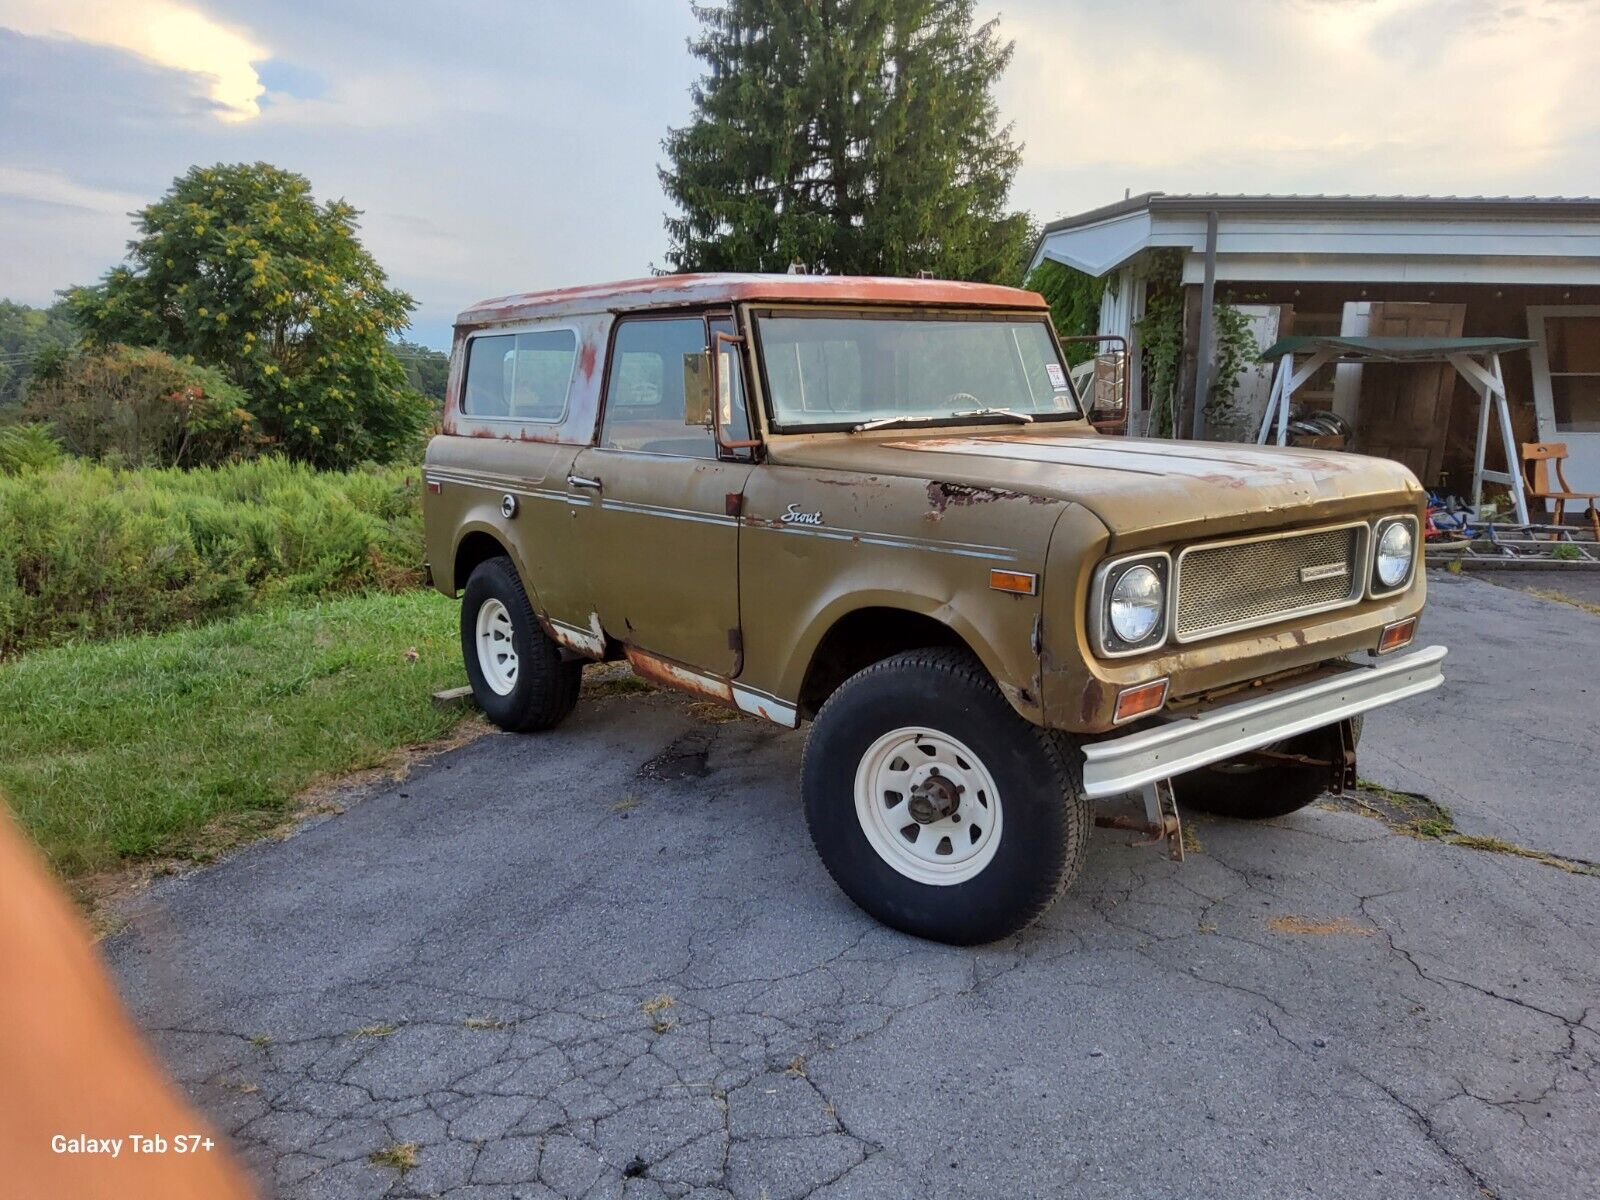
[601,318,723,457]
[707,316,753,446]
[463,334,514,417]
[462,329,576,420]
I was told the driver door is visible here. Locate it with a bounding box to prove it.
[567,313,754,676]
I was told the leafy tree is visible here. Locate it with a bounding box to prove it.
[661,0,1029,282]
[0,300,77,412]
[1026,259,1107,365]
[390,338,450,404]
[27,345,262,468]
[66,163,429,468]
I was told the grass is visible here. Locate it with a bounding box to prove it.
[641,993,676,1033]
[0,457,424,656]
[0,589,468,879]
[369,1143,420,1174]
[1339,780,1599,877]
[1524,586,1600,617]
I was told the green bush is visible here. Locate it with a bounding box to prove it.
[0,423,64,475]
[0,458,424,655]
[27,344,263,468]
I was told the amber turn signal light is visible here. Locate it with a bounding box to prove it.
[1113,677,1169,724]
[988,569,1038,596]
[1376,617,1416,655]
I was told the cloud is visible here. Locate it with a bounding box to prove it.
[0,166,150,305]
[1,1,1595,346]
[0,165,145,215]
[997,0,1600,217]
[0,0,268,120]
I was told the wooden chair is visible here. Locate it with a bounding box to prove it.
[1522,442,1600,539]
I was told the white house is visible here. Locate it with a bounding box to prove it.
[1029,193,1600,496]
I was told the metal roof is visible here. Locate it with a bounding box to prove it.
[1038,192,1600,238]
[1259,335,1537,362]
[459,273,1046,327]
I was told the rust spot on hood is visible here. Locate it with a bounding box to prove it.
[925,480,1050,517]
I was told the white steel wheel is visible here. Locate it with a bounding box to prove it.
[474,597,519,695]
[853,726,1003,886]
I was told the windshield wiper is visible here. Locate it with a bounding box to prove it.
[850,407,1036,433]
[851,415,927,432]
[951,407,1034,423]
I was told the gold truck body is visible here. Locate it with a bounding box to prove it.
[423,274,1443,942]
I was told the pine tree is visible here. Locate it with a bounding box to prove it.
[661,0,1029,282]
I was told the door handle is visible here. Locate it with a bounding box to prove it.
[566,474,602,491]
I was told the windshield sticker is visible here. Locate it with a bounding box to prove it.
[1045,363,1069,390]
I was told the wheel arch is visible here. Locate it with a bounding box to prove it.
[451,521,521,597]
[791,597,1034,723]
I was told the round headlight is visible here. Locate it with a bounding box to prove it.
[1376,522,1414,588]
[1110,565,1164,644]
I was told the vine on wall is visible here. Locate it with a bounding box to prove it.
[1205,302,1261,438]
[1131,248,1259,439]
[1133,250,1184,436]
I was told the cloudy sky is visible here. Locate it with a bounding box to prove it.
[2,0,1596,347]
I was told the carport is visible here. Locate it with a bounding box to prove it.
[1258,335,1536,521]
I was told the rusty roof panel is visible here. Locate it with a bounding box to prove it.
[457,273,1047,328]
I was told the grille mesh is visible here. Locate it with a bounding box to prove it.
[1175,526,1361,641]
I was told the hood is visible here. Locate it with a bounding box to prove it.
[766,428,1423,545]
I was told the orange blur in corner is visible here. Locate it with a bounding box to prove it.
[0,811,254,1200]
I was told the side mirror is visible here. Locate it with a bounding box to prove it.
[682,352,713,427]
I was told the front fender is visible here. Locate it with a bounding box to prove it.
[777,585,1046,721]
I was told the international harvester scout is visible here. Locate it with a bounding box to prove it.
[423,274,1445,943]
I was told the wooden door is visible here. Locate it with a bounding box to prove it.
[1353,302,1464,485]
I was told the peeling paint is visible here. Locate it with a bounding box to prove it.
[1078,678,1113,727]
[924,480,1051,518]
[458,273,1047,327]
[624,646,735,706]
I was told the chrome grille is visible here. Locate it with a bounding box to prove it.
[1175,524,1363,642]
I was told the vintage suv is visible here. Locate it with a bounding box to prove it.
[422,274,1446,944]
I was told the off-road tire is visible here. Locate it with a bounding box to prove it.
[460,555,581,732]
[1175,716,1363,820]
[802,648,1090,945]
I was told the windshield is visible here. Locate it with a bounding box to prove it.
[754,311,1081,431]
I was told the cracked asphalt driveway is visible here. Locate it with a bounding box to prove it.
[106,572,1599,1200]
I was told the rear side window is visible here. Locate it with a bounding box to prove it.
[461,329,576,421]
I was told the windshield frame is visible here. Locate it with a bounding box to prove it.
[747,305,1084,435]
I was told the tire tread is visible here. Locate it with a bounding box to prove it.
[803,647,1089,942]
[462,556,581,732]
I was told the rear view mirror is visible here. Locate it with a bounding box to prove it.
[683,352,713,427]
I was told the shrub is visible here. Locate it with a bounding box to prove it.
[27,344,263,468]
[0,458,424,655]
[65,162,429,469]
[0,423,64,475]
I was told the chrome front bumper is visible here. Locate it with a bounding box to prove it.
[1080,645,1447,800]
